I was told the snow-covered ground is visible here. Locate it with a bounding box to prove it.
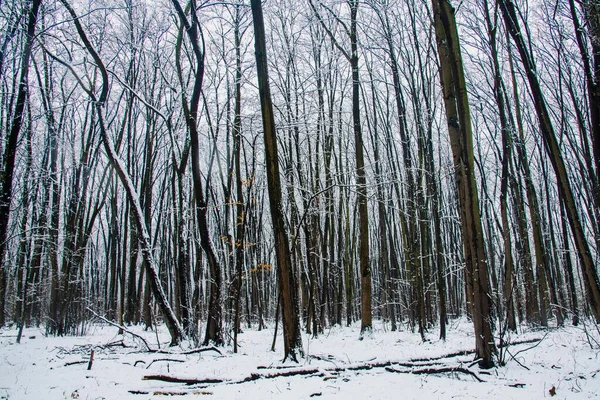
[1,318,599,399]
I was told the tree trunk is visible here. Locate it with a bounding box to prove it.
[59,0,184,344]
[432,0,496,368]
[0,0,41,327]
[251,0,303,362]
[171,0,223,346]
[499,0,600,322]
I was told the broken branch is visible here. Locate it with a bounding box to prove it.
[142,375,223,385]
[86,307,153,352]
[385,366,485,382]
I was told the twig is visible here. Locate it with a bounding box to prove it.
[498,335,546,349]
[511,333,548,358]
[385,366,485,382]
[64,360,87,367]
[146,358,186,369]
[504,348,530,370]
[154,346,222,356]
[86,307,153,352]
[180,346,222,356]
[467,358,482,368]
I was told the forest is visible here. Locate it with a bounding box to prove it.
[1,0,600,385]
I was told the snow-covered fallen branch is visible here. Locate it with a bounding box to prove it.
[142,375,223,385]
[86,308,152,351]
[140,357,485,391]
[385,365,484,382]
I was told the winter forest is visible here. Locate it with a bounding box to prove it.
[1,0,600,398]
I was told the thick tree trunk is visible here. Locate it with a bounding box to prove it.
[432,0,496,368]
[346,1,372,335]
[251,0,303,362]
[481,1,516,331]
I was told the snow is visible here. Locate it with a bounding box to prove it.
[1,319,599,399]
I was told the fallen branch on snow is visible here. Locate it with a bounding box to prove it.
[64,360,87,367]
[499,335,546,349]
[87,308,222,357]
[129,389,213,396]
[86,307,153,351]
[240,368,322,383]
[385,366,484,382]
[141,358,484,389]
[156,346,223,356]
[145,358,186,369]
[142,375,223,385]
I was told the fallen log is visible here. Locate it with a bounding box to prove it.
[141,359,487,389]
[241,368,321,382]
[409,349,474,363]
[129,389,213,396]
[142,375,223,385]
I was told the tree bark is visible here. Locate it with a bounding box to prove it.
[251,0,303,362]
[432,0,496,368]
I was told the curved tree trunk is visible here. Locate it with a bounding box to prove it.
[171,0,224,346]
[58,0,184,345]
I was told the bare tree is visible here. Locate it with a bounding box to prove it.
[250,0,303,361]
[56,0,185,345]
[499,0,600,322]
[431,0,496,368]
[309,0,372,335]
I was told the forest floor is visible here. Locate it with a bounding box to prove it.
[0,317,599,399]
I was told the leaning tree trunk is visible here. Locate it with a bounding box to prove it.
[569,0,600,219]
[250,0,303,362]
[432,0,496,368]
[58,0,184,345]
[499,0,600,322]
